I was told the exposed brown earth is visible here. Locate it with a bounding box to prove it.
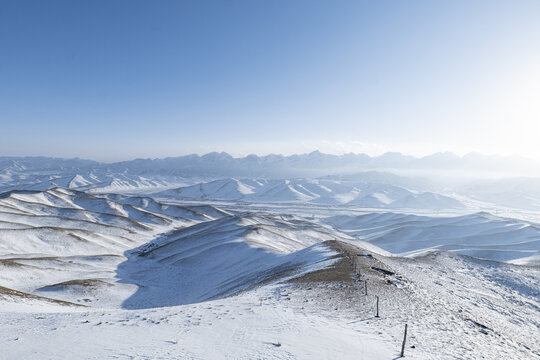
[38,279,111,290]
[0,285,85,307]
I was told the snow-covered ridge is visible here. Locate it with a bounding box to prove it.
[0,187,539,359]
[2,151,539,176]
[4,152,540,213]
[0,188,226,258]
[118,214,341,308]
[157,178,466,209]
[0,188,344,308]
[322,212,540,265]
[0,170,190,194]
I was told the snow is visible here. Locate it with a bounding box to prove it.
[155,178,472,211]
[322,212,540,264]
[1,160,540,359]
[0,287,397,360]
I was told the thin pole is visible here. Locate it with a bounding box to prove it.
[400,323,408,357]
[364,280,367,295]
[375,296,379,317]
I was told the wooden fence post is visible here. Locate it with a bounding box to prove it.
[364,280,367,296]
[400,323,408,357]
[375,296,379,318]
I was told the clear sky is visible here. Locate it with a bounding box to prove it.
[1,0,540,161]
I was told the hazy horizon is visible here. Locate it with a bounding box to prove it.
[2,148,540,165]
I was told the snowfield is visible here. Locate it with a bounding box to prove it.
[1,160,539,359]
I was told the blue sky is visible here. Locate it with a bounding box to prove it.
[1,0,540,161]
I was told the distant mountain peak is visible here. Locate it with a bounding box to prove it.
[1,150,539,178]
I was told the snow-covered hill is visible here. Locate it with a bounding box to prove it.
[1,152,539,359]
[157,177,467,209]
[4,152,540,213]
[0,186,539,359]
[0,169,190,194]
[118,214,340,308]
[0,188,344,308]
[322,212,540,265]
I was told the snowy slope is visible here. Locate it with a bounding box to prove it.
[322,212,540,265]
[157,178,469,209]
[0,185,539,359]
[0,189,346,309]
[0,169,190,194]
[118,214,339,308]
[0,188,232,306]
[160,178,265,200]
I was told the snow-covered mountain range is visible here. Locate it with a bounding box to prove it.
[2,150,539,178]
[157,178,466,209]
[1,187,539,359]
[3,151,540,212]
[1,153,540,359]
